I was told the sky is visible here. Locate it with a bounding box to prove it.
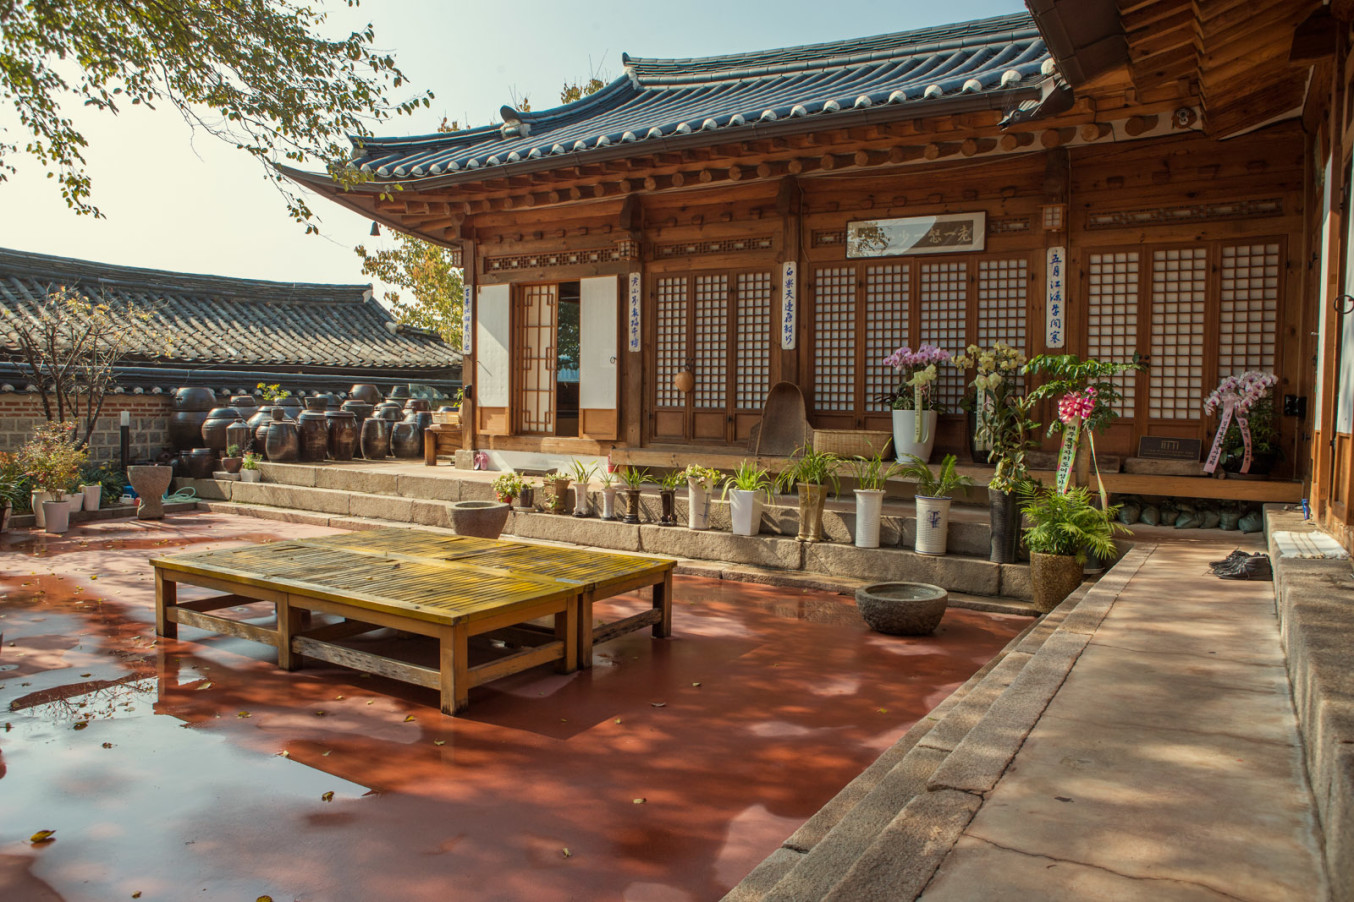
[0,0,1026,294]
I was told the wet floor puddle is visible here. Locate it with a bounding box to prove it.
[1,514,1027,901]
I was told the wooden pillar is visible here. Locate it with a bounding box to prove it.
[777,176,803,387]
[462,236,479,454]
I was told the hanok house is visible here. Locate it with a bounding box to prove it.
[289,6,1333,517]
[0,247,462,462]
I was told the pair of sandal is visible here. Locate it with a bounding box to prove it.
[1210,549,1273,581]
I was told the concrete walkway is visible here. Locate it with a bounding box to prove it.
[918,540,1328,901]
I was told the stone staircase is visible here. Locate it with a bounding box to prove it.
[174,460,1032,602]
[720,560,1131,901]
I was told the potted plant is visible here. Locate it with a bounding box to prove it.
[492,471,524,505]
[777,445,841,543]
[597,467,618,521]
[656,471,685,526]
[518,476,537,511]
[953,342,1040,563]
[684,463,719,530]
[722,460,773,537]
[850,453,899,549]
[1203,372,1281,477]
[18,421,88,534]
[221,443,244,475]
[542,469,571,514]
[896,454,973,555]
[1022,353,1140,496]
[240,451,263,482]
[0,451,27,534]
[1020,482,1130,612]
[568,459,596,517]
[881,343,951,463]
[617,466,648,524]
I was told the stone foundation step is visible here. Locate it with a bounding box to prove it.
[192,485,1029,599]
[722,546,1150,902]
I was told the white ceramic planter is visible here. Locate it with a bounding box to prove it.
[854,489,885,548]
[82,484,102,511]
[573,483,590,517]
[600,486,617,520]
[42,499,70,534]
[62,492,83,515]
[241,469,261,483]
[688,479,712,530]
[31,491,51,528]
[914,495,952,555]
[729,489,762,536]
[892,409,938,463]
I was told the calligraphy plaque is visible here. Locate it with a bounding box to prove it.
[627,272,642,352]
[1046,245,1067,349]
[846,212,986,258]
[781,261,797,349]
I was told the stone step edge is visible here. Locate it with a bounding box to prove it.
[797,546,1154,902]
[195,499,1037,615]
[724,589,1087,902]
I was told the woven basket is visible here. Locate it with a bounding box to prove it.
[812,429,893,459]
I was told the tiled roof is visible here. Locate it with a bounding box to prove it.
[344,13,1049,183]
[0,248,461,370]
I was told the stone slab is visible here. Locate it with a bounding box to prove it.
[258,462,318,487]
[394,473,463,502]
[640,526,803,571]
[348,493,416,523]
[998,563,1032,600]
[819,789,982,902]
[230,481,352,516]
[958,715,1325,902]
[506,513,644,553]
[314,467,400,496]
[917,651,1032,754]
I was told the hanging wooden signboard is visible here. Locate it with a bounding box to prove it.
[846,212,986,258]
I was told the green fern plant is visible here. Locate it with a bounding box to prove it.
[1020,483,1130,561]
[849,453,900,491]
[896,454,973,498]
[618,466,649,490]
[721,460,773,501]
[776,445,841,495]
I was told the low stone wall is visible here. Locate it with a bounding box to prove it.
[1265,505,1354,902]
[0,391,173,464]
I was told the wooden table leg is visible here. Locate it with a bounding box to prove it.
[154,568,178,639]
[578,591,595,669]
[555,597,579,673]
[653,571,673,638]
[438,622,470,714]
[276,596,305,672]
[424,428,437,466]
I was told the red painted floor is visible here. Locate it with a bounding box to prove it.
[0,514,1026,901]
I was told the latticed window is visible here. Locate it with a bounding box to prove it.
[1219,243,1279,376]
[1149,247,1208,420]
[1086,252,1140,416]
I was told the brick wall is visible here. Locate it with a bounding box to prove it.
[0,393,175,464]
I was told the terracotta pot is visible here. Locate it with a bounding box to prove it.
[359,417,390,460]
[1029,551,1085,613]
[127,466,173,520]
[855,582,948,635]
[350,384,382,405]
[221,457,243,474]
[325,410,359,461]
[264,408,301,462]
[296,406,329,461]
[200,407,242,452]
[448,500,511,539]
[797,483,827,542]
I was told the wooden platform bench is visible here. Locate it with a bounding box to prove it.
[151,528,674,714]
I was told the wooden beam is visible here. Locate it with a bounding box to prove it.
[1079,123,1113,142]
[1124,114,1159,136]
[999,131,1036,151]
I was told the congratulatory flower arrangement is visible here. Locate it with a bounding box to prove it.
[882,343,951,413]
[1203,371,1279,474]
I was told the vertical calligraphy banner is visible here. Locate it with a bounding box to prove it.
[462,286,474,355]
[1046,246,1066,349]
[627,271,643,352]
[781,261,797,349]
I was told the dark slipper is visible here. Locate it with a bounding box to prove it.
[1210,549,1251,570]
[1217,556,1273,581]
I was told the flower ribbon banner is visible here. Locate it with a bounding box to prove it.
[1202,372,1275,475]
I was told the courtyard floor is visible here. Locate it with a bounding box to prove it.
[0,513,1026,901]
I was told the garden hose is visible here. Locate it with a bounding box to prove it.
[162,487,199,504]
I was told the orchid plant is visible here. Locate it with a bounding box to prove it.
[882,343,951,413]
[952,342,1040,493]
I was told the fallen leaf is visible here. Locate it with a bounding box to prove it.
[279,750,291,758]
[80,673,91,678]
[403,715,416,723]
[73,721,88,730]
[633,798,646,805]
[877,708,888,714]
[433,739,446,747]
[313,710,327,717]
[237,711,251,718]
[650,702,666,708]
[257,896,274,902]
[132,892,141,898]
[30,829,56,844]
[321,791,334,802]
[196,682,213,690]
[561,848,571,859]
[321,750,332,757]
[691,682,701,687]
[366,700,375,706]
[102,742,113,749]
[334,695,345,700]
[614,719,622,724]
